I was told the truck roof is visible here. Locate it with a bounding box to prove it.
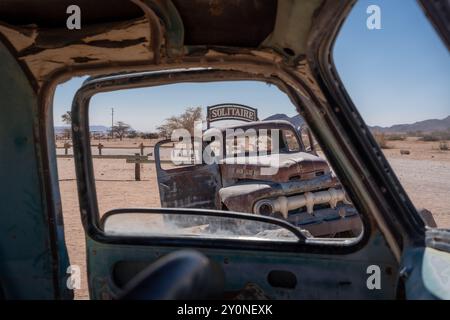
[205,120,299,135]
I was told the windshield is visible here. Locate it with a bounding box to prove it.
[218,127,303,158]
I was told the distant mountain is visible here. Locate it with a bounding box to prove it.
[370,116,450,133]
[54,125,109,134]
[89,125,110,133]
[263,113,305,128]
[264,113,290,121]
[264,113,450,134]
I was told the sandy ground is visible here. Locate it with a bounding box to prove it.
[57,137,450,299]
[382,138,450,227]
[58,156,161,300]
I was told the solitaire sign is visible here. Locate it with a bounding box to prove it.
[207,103,258,128]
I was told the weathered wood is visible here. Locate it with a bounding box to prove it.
[63,142,71,155]
[130,153,140,181]
[126,159,172,163]
[92,146,142,149]
[57,154,151,160]
[125,155,148,163]
[97,155,143,159]
[98,143,104,155]
[86,144,173,149]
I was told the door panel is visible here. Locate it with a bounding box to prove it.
[155,139,221,209]
[86,232,398,300]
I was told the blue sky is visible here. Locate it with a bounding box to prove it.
[334,0,450,126]
[53,0,449,131]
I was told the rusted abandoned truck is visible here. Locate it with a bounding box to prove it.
[155,119,362,237]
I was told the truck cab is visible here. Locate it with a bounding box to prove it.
[155,119,362,237]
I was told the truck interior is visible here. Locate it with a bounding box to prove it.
[0,0,449,300]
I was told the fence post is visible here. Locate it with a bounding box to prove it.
[134,153,141,181]
[140,143,145,156]
[64,142,71,155]
[98,143,104,155]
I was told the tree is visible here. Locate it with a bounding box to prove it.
[157,107,202,138]
[140,132,159,139]
[112,121,131,141]
[61,111,72,139]
[61,111,72,125]
[126,130,138,139]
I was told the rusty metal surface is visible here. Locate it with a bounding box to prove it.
[288,205,362,237]
[157,164,222,209]
[171,0,277,47]
[220,152,330,183]
[0,17,153,86]
[219,174,338,213]
[0,0,143,26]
[0,0,318,87]
[154,140,222,209]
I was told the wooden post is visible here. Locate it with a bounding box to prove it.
[126,155,149,181]
[140,142,145,156]
[134,153,141,181]
[98,143,104,155]
[64,142,70,155]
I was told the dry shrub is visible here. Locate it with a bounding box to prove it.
[421,134,440,142]
[374,133,389,149]
[439,141,449,151]
[385,134,406,141]
[420,131,450,142]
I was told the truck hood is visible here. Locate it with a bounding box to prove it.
[219,152,330,183]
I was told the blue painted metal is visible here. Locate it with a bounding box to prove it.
[401,246,450,300]
[86,231,399,300]
[0,41,71,299]
[422,247,450,299]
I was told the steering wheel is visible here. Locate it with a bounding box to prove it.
[118,250,225,300]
